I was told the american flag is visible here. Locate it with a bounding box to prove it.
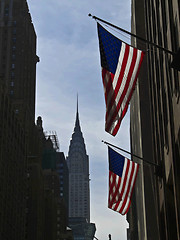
[97,23,145,136]
[108,146,139,215]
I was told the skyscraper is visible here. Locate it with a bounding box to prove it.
[0,84,27,240]
[66,100,90,222]
[0,1,46,239]
[128,0,180,239]
[0,0,39,124]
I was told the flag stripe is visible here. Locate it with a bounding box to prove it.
[102,69,114,105]
[121,163,139,214]
[118,161,135,213]
[105,43,129,122]
[111,50,144,135]
[107,43,128,109]
[109,172,121,207]
[106,46,136,133]
[122,163,139,214]
[106,48,142,134]
[111,50,144,136]
[109,172,117,204]
[114,159,132,212]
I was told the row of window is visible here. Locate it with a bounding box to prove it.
[10,24,17,96]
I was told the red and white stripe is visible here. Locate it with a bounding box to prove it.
[108,157,139,215]
[102,42,144,136]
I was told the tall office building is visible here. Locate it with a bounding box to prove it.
[0,1,45,240]
[66,102,90,222]
[0,0,39,124]
[0,0,39,239]
[0,84,27,240]
[128,0,180,239]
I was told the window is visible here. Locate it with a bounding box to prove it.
[12,63,15,69]
[5,7,9,16]
[10,81,14,87]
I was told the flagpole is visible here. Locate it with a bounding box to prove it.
[88,13,175,55]
[102,140,160,168]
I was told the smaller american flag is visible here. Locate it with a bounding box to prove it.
[97,23,145,136]
[108,146,139,215]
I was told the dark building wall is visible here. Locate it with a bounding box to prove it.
[0,1,45,240]
[43,169,61,240]
[42,135,70,240]
[56,152,69,207]
[26,163,45,240]
[0,84,27,240]
[25,120,45,240]
[44,190,58,240]
[56,152,69,233]
[129,0,180,239]
[42,137,56,169]
[0,0,39,124]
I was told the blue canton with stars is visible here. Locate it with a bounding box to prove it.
[108,146,125,177]
[97,23,122,75]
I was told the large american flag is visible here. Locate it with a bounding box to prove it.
[108,146,139,215]
[97,23,145,136]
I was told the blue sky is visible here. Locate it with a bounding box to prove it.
[28,1,131,239]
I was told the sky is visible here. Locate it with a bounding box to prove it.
[27,1,132,239]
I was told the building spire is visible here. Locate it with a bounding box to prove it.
[74,94,80,131]
[76,93,79,123]
[77,93,79,115]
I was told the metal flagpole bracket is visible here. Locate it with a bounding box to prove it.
[102,140,163,177]
[88,14,175,55]
[88,14,180,67]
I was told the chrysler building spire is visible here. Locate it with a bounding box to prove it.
[74,94,81,132]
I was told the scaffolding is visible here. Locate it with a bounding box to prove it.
[44,131,60,152]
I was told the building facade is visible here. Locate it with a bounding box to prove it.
[56,152,69,225]
[0,1,40,239]
[0,0,39,125]
[43,169,61,240]
[0,84,27,240]
[66,104,90,223]
[39,117,71,240]
[68,217,96,240]
[128,0,180,239]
